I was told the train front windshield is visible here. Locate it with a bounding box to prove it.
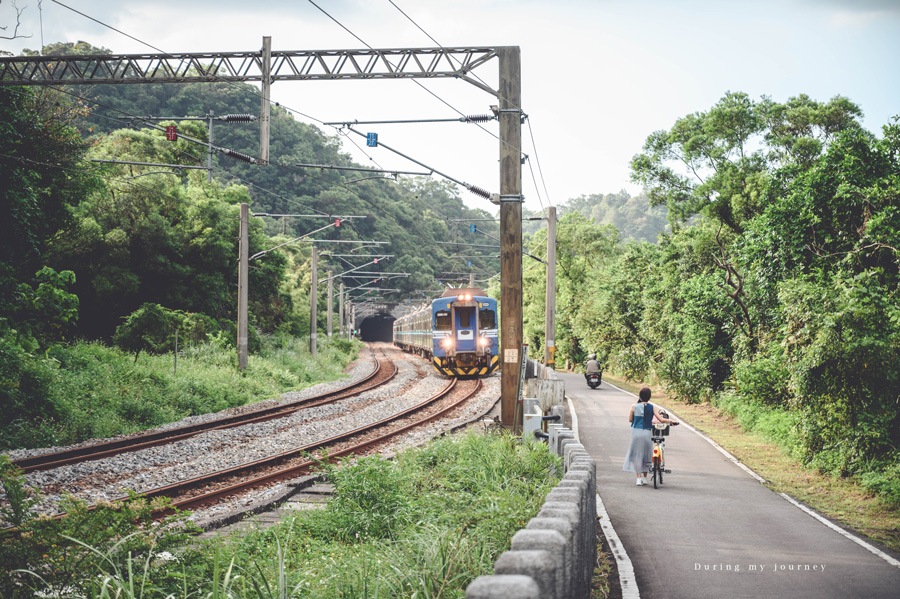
[479,308,496,329]
[435,310,451,330]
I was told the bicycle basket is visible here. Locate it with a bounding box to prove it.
[652,423,670,436]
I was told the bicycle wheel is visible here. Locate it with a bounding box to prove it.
[658,456,664,486]
[652,456,660,488]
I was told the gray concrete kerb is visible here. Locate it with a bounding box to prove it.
[526,517,577,599]
[466,574,540,599]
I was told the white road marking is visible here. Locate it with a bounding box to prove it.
[597,491,641,599]
[599,379,900,570]
[779,493,900,569]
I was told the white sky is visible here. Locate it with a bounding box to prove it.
[3,0,899,212]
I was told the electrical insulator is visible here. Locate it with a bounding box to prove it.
[222,114,257,122]
[223,148,257,164]
[466,185,491,200]
[463,114,496,123]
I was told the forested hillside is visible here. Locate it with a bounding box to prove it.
[560,190,668,243]
[522,92,900,505]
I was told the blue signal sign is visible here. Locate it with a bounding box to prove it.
[467,260,472,267]
[469,224,476,233]
[366,132,378,147]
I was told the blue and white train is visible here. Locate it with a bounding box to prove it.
[393,288,500,377]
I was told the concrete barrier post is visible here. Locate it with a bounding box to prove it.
[510,529,567,599]
[466,575,540,599]
[526,517,577,599]
[493,550,558,599]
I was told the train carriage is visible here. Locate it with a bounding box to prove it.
[393,288,499,377]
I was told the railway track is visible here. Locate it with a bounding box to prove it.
[5,345,497,529]
[12,348,396,474]
[150,376,482,515]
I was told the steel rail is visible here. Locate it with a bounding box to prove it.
[12,351,394,473]
[151,378,482,513]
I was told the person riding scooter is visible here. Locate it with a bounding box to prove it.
[584,354,602,388]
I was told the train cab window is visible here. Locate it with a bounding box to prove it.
[479,309,496,329]
[435,311,451,330]
[459,308,472,328]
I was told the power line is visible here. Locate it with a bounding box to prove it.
[49,0,168,54]
[527,119,553,208]
[385,0,552,210]
[307,0,504,148]
[39,1,502,215]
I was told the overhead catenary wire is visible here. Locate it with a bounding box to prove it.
[386,0,554,208]
[307,0,505,147]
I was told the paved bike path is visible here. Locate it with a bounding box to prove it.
[559,372,900,599]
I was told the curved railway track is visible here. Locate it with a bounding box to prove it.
[147,377,482,515]
[5,347,494,528]
[12,349,397,474]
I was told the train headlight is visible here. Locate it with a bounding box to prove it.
[478,336,492,347]
[440,337,454,349]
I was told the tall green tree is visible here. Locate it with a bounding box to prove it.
[630,91,864,233]
[0,87,96,326]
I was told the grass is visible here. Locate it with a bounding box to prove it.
[603,373,900,553]
[3,431,562,599]
[0,335,360,451]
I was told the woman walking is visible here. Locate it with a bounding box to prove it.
[623,386,677,485]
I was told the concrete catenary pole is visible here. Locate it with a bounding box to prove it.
[327,270,333,337]
[544,206,557,369]
[207,110,214,183]
[498,46,523,430]
[237,203,249,370]
[310,244,318,358]
[259,36,271,165]
[339,281,345,340]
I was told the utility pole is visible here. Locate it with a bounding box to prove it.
[327,270,333,337]
[499,47,523,431]
[260,36,271,164]
[310,244,318,357]
[544,206,557,370]
[469,273,475,287]
[339,282,345,340]
[237,203,249,370]
[206,110,214,183]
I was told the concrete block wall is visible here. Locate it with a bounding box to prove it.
[466,429,597,599]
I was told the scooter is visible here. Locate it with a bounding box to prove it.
[586,372,601,389]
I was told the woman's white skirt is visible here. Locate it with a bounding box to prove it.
[622,428,653,473]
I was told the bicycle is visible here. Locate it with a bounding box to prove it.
[647,421,679,488]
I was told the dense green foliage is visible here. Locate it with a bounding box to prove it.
[2,432,559,599]
[525,93,899,503]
